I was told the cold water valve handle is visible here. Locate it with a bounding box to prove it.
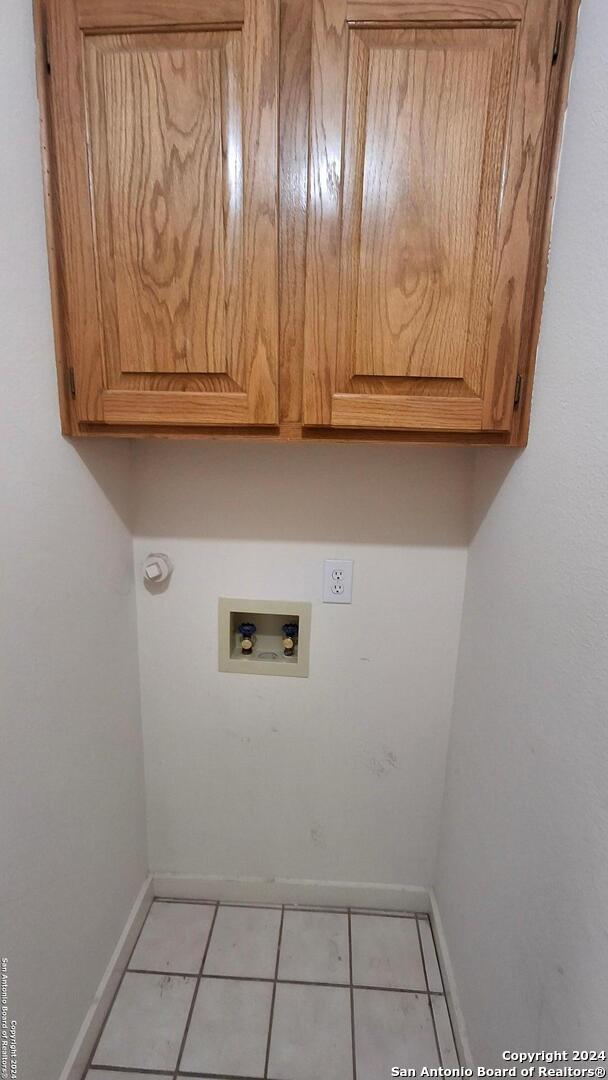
[282,622,298,657]
[238,621,256,656]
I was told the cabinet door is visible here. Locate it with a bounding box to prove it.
[47,0,278,426]
[303,0,558,431]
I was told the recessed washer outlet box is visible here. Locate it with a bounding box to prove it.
[218,598,311,677]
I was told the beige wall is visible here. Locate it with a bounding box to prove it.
[133,441,472,889]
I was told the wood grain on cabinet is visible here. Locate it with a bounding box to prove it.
[303,0,562,432]
[35,0,579,443]
[44,0,279,426]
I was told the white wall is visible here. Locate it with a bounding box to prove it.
[435,1,608,1060]
[133,442,472,888]
[0,4,148,1079]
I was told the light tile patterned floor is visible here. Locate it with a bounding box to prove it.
[85,899,460,1080]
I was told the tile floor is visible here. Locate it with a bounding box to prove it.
[85,899,459,1080]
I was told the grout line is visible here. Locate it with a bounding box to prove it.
[416,914,442,1065]
[177,1073,267,1079]
[128,968,204,978]
[155,898,219,906]
[172,901,220,1080]
[263,904,285,1079]
[88,1067,174,1075]
[426,913,462,1066]
[353,982,436,995]
[124,967,441,993]
[177,1073,291,1079]
[155,898,281,911]
[129,969,274,983]
[280,976,347,989]
[155,897,419,918]
[88,1067,173,1075]
[205,901,282,911]
[349,909,417,919]
[276,904,348,913]
[347,909,357,1080]
[81,892,155,1079]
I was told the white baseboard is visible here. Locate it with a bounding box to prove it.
[59,875,154,1080]
[153,872,431,912]
[429,888,474,1068]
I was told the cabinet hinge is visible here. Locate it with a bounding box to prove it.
[68,366,76,398]
[43,31,51,75]
[552,20,562,65]
[513,373,523,408]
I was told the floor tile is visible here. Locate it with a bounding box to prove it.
[92,972,195,1071]
[418,917,443,992]
[354,988,440,1078]
[278,910,349,984]
[130,901,216,974]
[179,976,273,1076]
[267,983,352,1080]
[203,904,281,978]
[432,994,460,1067]
[351,914,427,990]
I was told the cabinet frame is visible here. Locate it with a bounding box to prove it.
[34,0,580,445]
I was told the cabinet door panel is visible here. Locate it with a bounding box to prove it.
[304,0,558,431]
[48,0,278,425]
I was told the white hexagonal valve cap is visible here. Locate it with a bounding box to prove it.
[143,553,173,585]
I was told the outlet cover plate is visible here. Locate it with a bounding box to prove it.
[323,560,353,604]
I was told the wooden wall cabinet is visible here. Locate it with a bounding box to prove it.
[35,0,579,445]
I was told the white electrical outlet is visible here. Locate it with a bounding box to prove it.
[323,559,353,604]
